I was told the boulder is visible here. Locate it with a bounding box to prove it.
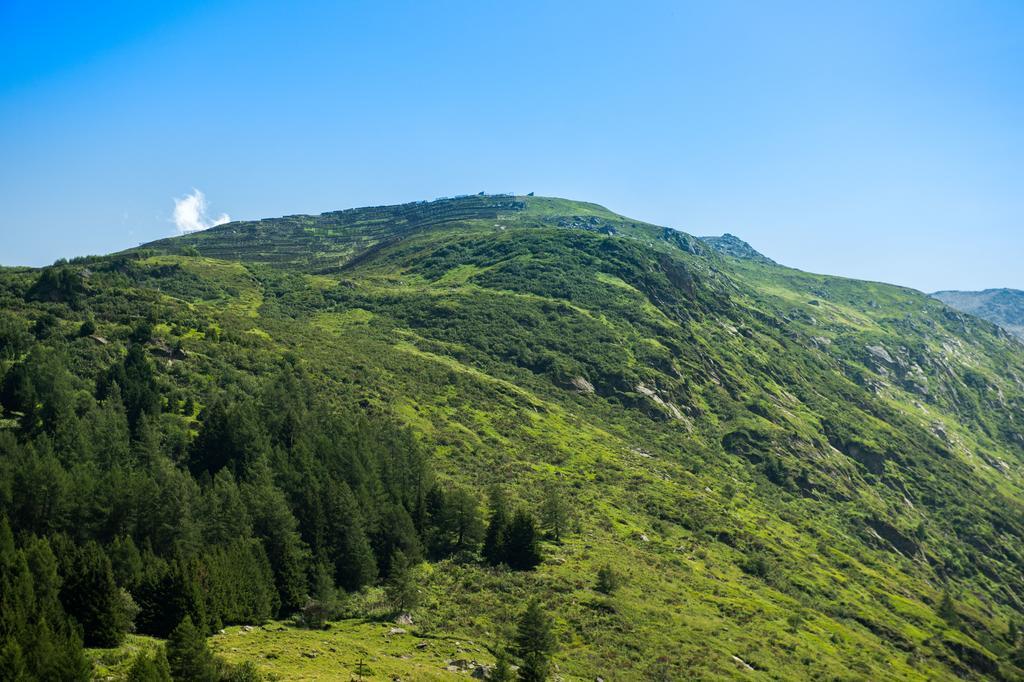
[570,376,595,393]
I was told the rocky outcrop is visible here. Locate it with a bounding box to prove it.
[699,234,776,265]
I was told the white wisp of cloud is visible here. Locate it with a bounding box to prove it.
[173,189,231,234]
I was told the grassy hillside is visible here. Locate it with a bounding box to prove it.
[4,195,1024,680]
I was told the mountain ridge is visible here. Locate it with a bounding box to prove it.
[932,288,1024,341]
[3,194,1024,680]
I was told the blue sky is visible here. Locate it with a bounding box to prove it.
[1,1,1021,292]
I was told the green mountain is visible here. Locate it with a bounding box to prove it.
[2,194,1024,680]
[933,289,1024,342]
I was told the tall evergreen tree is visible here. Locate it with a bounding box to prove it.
[323,479,377,591]
[242,468,309,614]
[503,510,543,571]
[165,616,218,682]
[55,539,130,647]
[483,486,509,566]
[119,344,161,431]
[491,648,514,682]
[200,470,253,546]
[88,385,131,466]
[515,600,557,682]
[540,480,571,543]
[385,549,419,614]
[127,647,172,682]
[426,485,484,557]
[188,398,270,477]
[135,556,207,638]
[373,503,423,577]
[109,535,144,591]
[0,520,91,681]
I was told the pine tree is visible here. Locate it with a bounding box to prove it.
[109,535,144,591]
[0,520,90,681]
[448,486,485,555]
[374,503,423,577]
[385,549,419,614]
[188,398,270,477]
[503,510,543,571]
[540,480,571,543]
[515,600,557,682]
[0,640,29,682]
[325,479,377,591]
[938,589,960,626]
[482,486,509,566]
[56,539,130,647]
[88,384,131,466]
[425,485,484,558]
[242,469,309,614]
[120,344,161,431]
[595,564,621,595]
[165,616,218,682]
[130,413,162,467]
[127,647,172,682]
[491,648,514,682]
[200,469,253,546]
[135,556,208,638]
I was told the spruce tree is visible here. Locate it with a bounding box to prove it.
[515,599,557,682]
[503,510,543,571]
[447,486,485,555]
[165,616,218,682]
[482,486,509,566]
[242,469,309,614]
[109,535,144,591]
[491,648,514,682]
[325,479,377,591]
[385,549,419,614]
[540,480,571,543]
[0,640,29,682]
[374,503,423,577]
[120,344,161,431]
[0,521,90,681]
[425,485,485,558]
[595,564,621,595]
[127,647,172,682]
[57,539,129,647]
[200,469,253,546]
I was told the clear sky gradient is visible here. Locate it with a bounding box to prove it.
[1,1,1021,292]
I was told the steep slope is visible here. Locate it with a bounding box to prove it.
[933,289,1024,342]
[3,195,1024,680]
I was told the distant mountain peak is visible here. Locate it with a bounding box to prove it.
[932,288,1024,341]
[699,233,776,264]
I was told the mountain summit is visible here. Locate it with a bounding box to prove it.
[3,194,1024,680]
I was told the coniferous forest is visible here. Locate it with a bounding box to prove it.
[0,327,551,679]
